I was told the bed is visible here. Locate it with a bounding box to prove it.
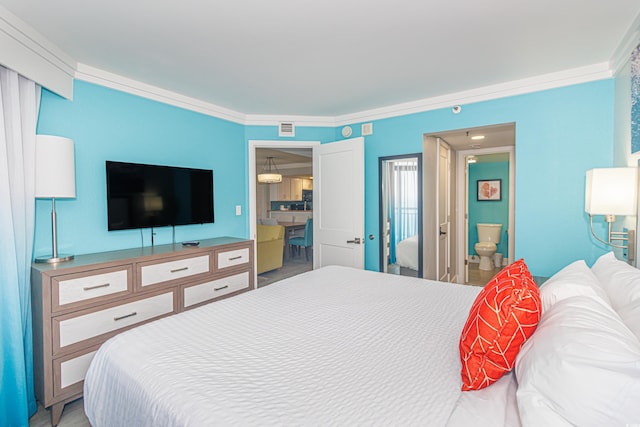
[395,234,419,270]
[84,256,640,426]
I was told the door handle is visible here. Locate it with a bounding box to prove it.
[346,237,362,244]
[439,230,447,236]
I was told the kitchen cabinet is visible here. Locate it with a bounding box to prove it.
[270,177,308,201]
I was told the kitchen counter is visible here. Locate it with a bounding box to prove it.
[269,210,312,224]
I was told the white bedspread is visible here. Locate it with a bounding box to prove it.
[396,235,419,270]
[85,266,487,426]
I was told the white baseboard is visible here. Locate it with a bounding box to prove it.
[467,255,508,267]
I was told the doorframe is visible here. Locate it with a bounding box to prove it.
[378,153,423,278]
[455,145,515,282]
[438,141,451,282]
[248,140,321,283]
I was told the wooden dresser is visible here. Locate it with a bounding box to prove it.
[31,237,254,426]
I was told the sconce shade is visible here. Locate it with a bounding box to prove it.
[35,135,76,198]
[585,168,638,216]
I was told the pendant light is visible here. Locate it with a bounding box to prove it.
[258,156,282,183]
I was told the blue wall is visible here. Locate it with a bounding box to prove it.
[360,80,614,277]
[35,78,615,278]
[468,162,510,257]
[36,81,248,255]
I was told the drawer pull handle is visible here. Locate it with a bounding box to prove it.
[83,283,110,291]
[228,256,242,261]
[113,312,137,321]
[170,267,189,273]
[214,285,229,292]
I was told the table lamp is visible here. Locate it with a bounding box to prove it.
[35,135,76,263]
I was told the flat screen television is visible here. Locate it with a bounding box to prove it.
[106,161,214,231]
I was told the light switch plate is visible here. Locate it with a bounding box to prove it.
[235,205,241,216]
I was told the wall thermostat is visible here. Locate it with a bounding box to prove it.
[341,126,353,138]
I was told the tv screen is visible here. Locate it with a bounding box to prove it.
[106,161,214,231]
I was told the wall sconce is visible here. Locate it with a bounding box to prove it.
[585,167,638,262]
[257,156,282,183]
[35,135,76,263]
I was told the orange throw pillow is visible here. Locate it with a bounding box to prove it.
[459,259,541,391]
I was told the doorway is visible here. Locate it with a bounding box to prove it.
[249,141,319,287]
[379,154,423,278]
[458,147,514,285]
[424,123,515,286]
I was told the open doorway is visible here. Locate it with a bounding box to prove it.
[424,123,515,286]
[379,154,423,278]
[459,148,514,285]
[249,141,319,287]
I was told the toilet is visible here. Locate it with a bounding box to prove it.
[475,223,502,271]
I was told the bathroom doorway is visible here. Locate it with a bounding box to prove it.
[425,123,515,286]
[378,154,423,278]
[457,141,515,286]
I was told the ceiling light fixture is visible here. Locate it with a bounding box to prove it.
[471,135,485,140]
[257,157,282,183]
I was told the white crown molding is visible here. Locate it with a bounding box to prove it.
[75,63,247,124]
[76,62,613,128]
[611,10,640,74]
[0,5,75,99]
[333,63,612,126]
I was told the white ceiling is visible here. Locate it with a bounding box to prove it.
[2,1,640,117]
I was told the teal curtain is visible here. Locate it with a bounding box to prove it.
[0,66,39,426]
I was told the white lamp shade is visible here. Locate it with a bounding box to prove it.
[257,173,282,183]
[35,135,76,198]
[585,168,638,215]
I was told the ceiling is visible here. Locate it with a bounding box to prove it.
[257,148,312,177]
[431,123,515,150]
[2,1,639,117]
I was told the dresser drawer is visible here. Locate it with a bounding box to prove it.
[53,346,100,398]
[216,247,250,270]
[183,272,250,308]
[53,291,175,354]
[52,265,133,312]
[139,254,211,288]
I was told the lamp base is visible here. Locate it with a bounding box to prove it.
[35,254,75,264]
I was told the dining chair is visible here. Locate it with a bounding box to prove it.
[289,218,313,261]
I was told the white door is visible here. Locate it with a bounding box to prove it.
[438,141,451,282]
[313,137,364,269]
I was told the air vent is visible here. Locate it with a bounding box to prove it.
[279,122,295,137]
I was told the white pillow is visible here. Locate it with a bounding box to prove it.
[591,251,640,339]
[515,296,640,427]
[539,260,610,312]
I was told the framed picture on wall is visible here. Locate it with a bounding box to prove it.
[477,179,501,201]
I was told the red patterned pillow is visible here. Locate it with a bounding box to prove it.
[459,259,541,391]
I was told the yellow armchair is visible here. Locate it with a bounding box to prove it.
[257,224,284,274]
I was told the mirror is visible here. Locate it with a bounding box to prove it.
[379,154,423,277]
